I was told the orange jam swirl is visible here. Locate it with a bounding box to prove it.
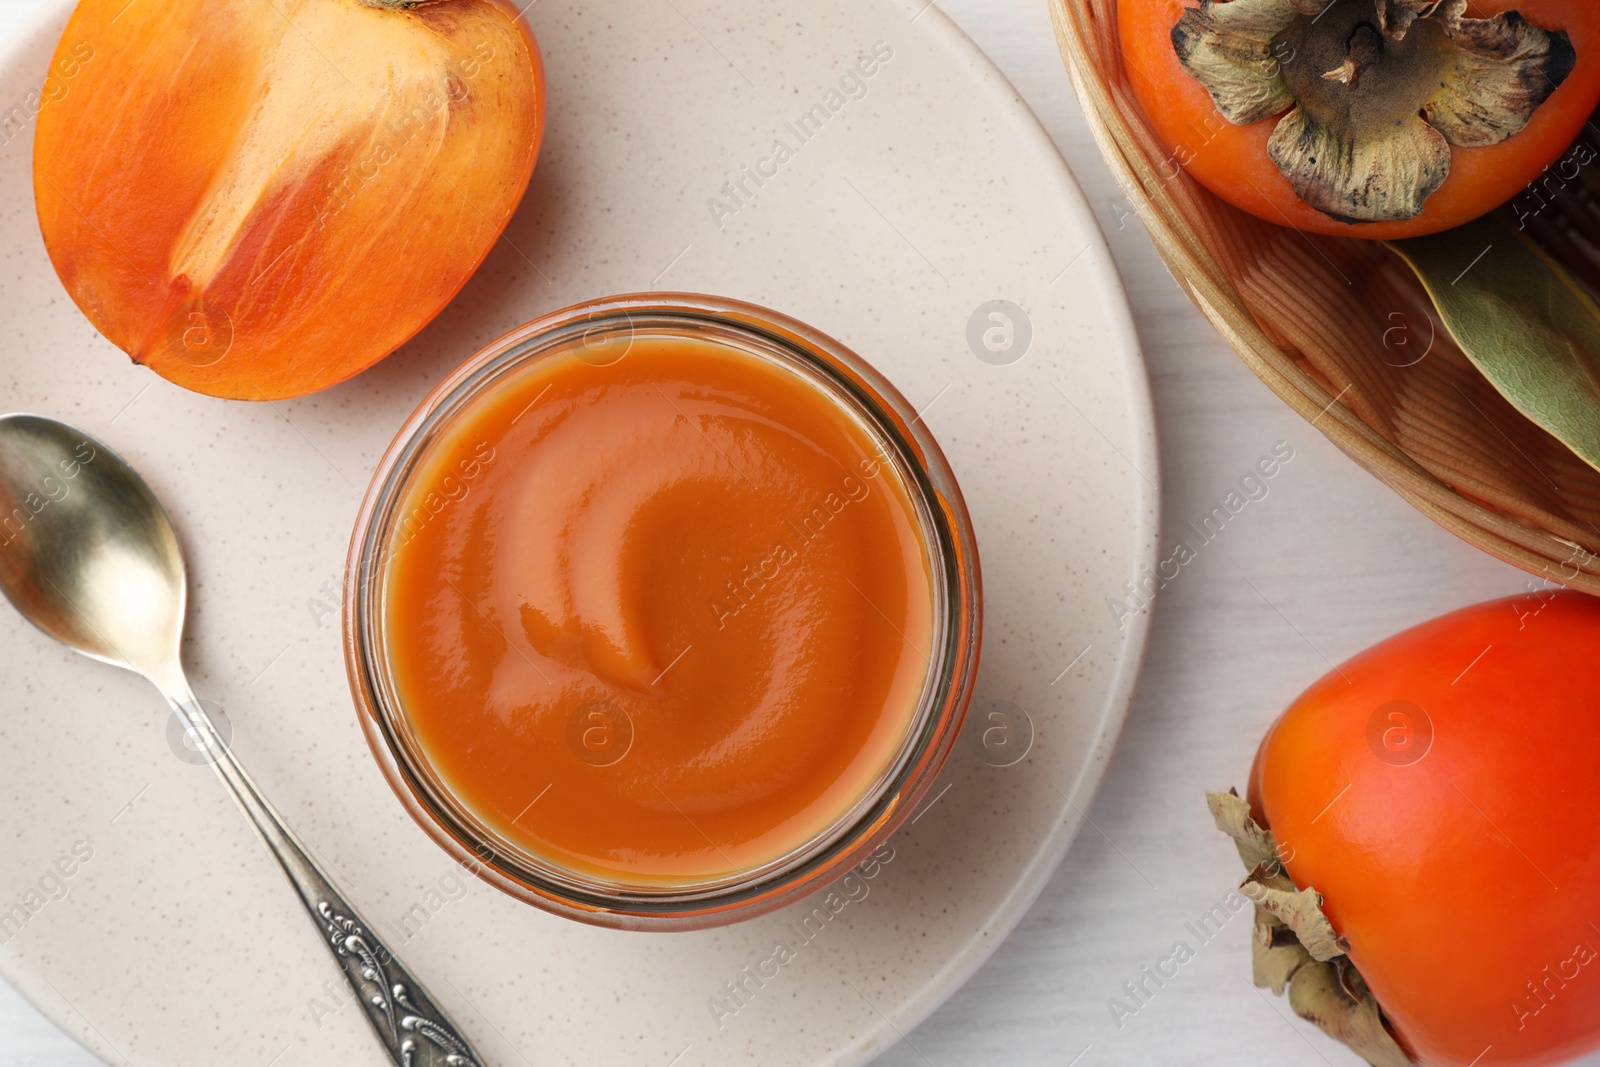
[383,332,935,886]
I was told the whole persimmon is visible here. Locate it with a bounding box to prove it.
[1119,0,1600,238]
[34,0,545,400]
[1216,590,1600,1066]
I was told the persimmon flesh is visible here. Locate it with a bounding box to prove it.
[1249,592,1600,1066]
[34,0,544,400]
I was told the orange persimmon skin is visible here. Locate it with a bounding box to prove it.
[1119,0,1600,239]
[34,0,544,400]
[1248,592,1600,1067]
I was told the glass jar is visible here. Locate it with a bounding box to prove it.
[343,293,981,930]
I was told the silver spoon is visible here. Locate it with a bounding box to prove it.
[0,413,483,1067]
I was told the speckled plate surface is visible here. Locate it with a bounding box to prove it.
[0,0,1156,1063]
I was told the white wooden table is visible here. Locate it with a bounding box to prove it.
[0,2,1588,1065]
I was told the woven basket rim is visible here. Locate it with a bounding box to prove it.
[1047,0,1600,595]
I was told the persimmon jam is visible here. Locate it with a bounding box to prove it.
[381,330,936,887]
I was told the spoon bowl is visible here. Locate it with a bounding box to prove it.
[0,413,184,678]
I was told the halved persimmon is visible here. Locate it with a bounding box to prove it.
[34,0,545,400]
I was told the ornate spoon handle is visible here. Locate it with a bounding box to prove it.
[160,672,484,1067]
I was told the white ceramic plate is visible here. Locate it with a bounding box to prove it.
[0,0,1157,1063]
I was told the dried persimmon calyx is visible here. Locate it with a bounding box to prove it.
[1206,789,1415,1067]
[1172,0,1576,223]
[1376,0,1451,41]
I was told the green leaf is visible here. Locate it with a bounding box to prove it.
[1389,216,1600,473]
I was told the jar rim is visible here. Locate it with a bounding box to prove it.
[343,293,982,930]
